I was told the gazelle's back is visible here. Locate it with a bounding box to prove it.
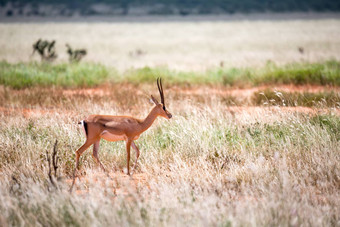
[86,115,142,136]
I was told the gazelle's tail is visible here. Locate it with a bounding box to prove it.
[78,120,88,137]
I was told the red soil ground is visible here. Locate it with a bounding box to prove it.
[1,85,339,117]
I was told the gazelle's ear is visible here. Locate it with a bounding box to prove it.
[150,95,159,105]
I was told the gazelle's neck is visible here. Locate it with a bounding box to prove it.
[141,106,159,132]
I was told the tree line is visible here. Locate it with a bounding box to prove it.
[2,0,340,16]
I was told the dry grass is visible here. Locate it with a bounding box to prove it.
[1,17,340,71]
[1,84,339,110]
[0,84,339,226]
[1,15,339,226]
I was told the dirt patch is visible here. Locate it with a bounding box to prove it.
[4,84,337,98]
[1,84,338,119]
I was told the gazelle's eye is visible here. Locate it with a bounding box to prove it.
[163,106,166,111]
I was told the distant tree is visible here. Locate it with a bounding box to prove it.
[6,10,13,16]
[298,47,304,54]
[3,0,340,15]
[32,39,57,62]
[66,44,87,62]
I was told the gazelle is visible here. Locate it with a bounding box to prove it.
[71,78,172,190]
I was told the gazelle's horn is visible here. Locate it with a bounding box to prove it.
[157,77,165,106]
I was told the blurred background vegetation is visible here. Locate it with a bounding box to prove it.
[1,0,340,17]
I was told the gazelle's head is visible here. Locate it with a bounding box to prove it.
[151,78,172,119]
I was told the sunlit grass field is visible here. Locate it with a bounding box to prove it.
[1,17,340,71]
[0,84,339,226]
[0,15,340,226]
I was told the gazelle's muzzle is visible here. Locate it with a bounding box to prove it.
[166,111,172,119]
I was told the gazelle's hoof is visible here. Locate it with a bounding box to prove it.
[123,167,130,176]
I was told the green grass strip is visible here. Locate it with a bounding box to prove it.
[0,61,110,89]
[0,60,340,88]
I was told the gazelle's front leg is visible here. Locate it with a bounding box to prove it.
[131,141,140,173]
[70,140,93,192]
[125,139,132,175]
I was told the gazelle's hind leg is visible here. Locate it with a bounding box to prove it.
[92,140,106,172]
[70,140,93,192]
[126,139,132,175]
[131,141,140,174]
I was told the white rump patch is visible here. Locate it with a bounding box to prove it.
[80,120,86,136]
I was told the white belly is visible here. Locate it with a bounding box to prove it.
[100,131,126,142]
[100,130,140,142]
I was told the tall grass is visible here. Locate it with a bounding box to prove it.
[211,60,340,86]
[256,60,340,85]
[252,90,340,107]
[118,60,340,86]
[1,60,339,89]
[0,61,110,89]
[0,92,339,226]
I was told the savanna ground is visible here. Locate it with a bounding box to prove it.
[0,14,340,226]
